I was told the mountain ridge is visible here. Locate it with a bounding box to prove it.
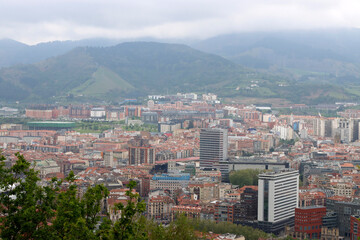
[1,37,360,104]
[0,42,251,101]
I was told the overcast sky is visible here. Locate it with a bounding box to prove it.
[1,0,360,45]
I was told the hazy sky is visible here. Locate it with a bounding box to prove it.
[1,0,360,44]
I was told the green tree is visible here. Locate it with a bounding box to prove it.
[165,215,196,240]
[0,153,61,239]
[145,221,167,240]
[144,215,195,240]
[0,153,119,240]
[0,152,199,240]
[229,169,262,187]
[280,139,295,146]
[112,180,147,240]
[52,171,109,239]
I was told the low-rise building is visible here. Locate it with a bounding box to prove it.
[147,194,175,222]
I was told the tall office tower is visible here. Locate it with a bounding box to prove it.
[199,128,228,168]
[258,169,299,234]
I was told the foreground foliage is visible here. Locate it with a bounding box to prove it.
[0,153,266,239]
[0,153,195,240]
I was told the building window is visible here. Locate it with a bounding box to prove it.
[263,181,269,221]
[344,207,351,215]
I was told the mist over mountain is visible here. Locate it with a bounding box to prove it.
[0,37,198,69]
[192,29,360,78]
[0,38,122,68]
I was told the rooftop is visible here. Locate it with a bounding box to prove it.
[297,205,326,210]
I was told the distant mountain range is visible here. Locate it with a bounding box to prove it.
[193,29,360,81]
[0,37,194,68]
[0,42,250,101]
[0,38,120,68]
[2,29,360,104]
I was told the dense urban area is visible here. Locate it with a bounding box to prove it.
[2,92,360,239]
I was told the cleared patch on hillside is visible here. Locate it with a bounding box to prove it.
[70,66,134,96]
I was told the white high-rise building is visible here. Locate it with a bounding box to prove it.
[199,128,228,169]
[258,169,299,234]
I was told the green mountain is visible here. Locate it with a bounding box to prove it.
[1,40,360,104]
[0,42,251,101]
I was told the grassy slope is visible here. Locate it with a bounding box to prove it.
[70,66,134,96]
[86,42,250,92]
